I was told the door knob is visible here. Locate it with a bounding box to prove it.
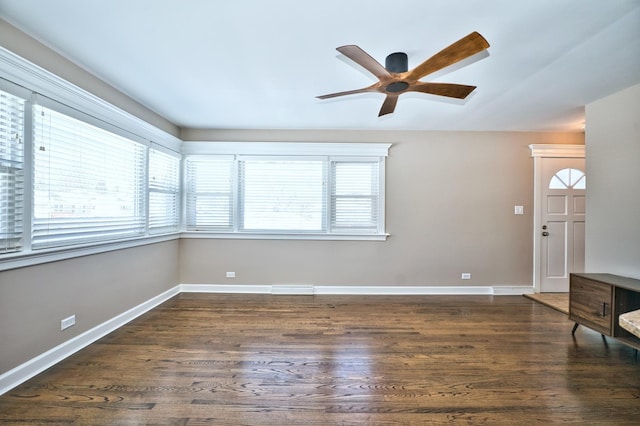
[542,231,549,236]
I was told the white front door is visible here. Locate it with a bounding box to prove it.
[540,157,586,292]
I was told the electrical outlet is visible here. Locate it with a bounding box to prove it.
[461,273,471,280]
[61,315,76,331]
[226,271,236,278]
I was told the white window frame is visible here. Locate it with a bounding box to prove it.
[182,142,391,241]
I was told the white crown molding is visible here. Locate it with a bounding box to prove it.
[529,144,585,158]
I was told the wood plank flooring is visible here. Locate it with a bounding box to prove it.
[1,294,639,425]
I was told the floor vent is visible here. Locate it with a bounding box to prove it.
[271,285,315,295]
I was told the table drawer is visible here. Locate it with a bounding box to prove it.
[569,276,613,335]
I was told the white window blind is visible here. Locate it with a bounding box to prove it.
[32,105,146,249]
[331,160,380,233]
[239,158,326,231]
[185,157,234,230]
[0,89,25,253]
[148,148,180,234]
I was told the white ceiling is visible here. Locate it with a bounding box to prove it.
[1,0,639,132]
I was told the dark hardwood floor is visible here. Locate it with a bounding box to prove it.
[1,294,639,425]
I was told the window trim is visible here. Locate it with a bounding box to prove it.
[0,233,180,272]
[182,141,391,157]
[182,141,391,241]
[179,231,388,241]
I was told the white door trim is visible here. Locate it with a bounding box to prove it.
[529,144,585,293]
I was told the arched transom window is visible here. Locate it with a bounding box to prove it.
[549,168,586,189]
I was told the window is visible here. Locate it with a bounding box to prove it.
[1,49,182,269]
[0,89,25,253]
[32,104,147,249]
[549,168,586,189]
[183,142,390,238]
[148,148,180,234]
[239,158,326,231]
[185,156,235,230]
[331,160,380,232]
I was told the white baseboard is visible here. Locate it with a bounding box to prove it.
[0,285,181,396]
[180,283,533,296]
[271,284,315,295]
[315,285,494,295]
[180,284,271,294]
[0,282,533,395]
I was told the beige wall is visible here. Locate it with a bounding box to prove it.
[180,129,584,287]
[0,241,179,374]
[585,84,640,279]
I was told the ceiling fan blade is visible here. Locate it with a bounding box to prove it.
[316,87,376,99]
[409,82,477,99]
[406,32,489,80]
[337,45,391,80]
[378,94,398,116]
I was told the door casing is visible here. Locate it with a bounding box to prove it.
[529,144,585,293]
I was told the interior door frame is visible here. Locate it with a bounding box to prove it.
[529,144,585,293]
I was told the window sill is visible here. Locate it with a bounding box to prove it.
[0,233,180,272]
[0,231,389,272]
[180,231,390,241]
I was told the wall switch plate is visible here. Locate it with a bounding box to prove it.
[61,315,76,331]
[461,273,471,280]
[226,271,236,278]
[514,205,524,215]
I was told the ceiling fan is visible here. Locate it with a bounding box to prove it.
[317,31,490,117]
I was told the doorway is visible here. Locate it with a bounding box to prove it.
[530,145,586,293]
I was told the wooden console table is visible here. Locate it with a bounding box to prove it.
[569,273,640,350]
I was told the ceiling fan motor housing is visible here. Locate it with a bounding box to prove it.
[385,52,408,73]
[385,52,410,93]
